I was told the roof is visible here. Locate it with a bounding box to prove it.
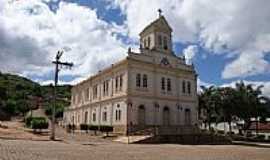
[139,16,172,36]
[74,58,128,87]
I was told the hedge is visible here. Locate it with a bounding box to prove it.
[80,124,88,132]
[76,125,113,136]
[25,116,33,127]
[30,117,49,133]
[99,125,113,133]
[88,125,98,131]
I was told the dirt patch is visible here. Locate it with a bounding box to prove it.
[0,120,49,141]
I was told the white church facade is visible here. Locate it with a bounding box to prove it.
[63,14,198,135]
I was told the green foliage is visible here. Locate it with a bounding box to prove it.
[0,73,71,119]
[31,117,49,132]
[88,125,98,131]
[75,125,113,135]
[199,81,270,133]
[5,99,17,114]
[80,124,88,131]
[255,135,265,140]
[25,116,33,127]
[67,124,76,130]
[99,125,113,133]
[44,103,65,118]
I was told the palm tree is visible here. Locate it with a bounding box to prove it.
[199,85,221,130]
[218,87,237,134]
[234,81,264,135]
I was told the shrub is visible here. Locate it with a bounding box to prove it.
[255,135,265,141]
[88,125,98,131]
[80,124,88,133]
[88,125,98,135]
[25,116,33,127]
[30,117,48,133]
[227,131,235,135]
[66,124,76,133]
[99,125,113,136]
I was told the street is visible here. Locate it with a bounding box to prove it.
[0,139,269,160]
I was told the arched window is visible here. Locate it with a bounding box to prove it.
[187,81,191,94]
[144,39,147,48]
[103,81,106,95]
[185,108,191,125]
[163,37,168,50]
[136,74,141,87]
[143,74,147,88]
[115,104,121,121]
[115,76,118,90]
[115,110,118,120]
[148,37,151,47]
[103,112,107,121]
[92,113,96,122]
[182,81,186,93]
[158,35,162,46]
[119,110,121,121]
[119,75,123,90]
[84,111,88,123]
[161,77,165,90]
[167,78,171,91]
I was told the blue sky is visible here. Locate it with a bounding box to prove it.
[0,0,270,96]
[58,0,270,85]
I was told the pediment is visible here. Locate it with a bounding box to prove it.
[140,16,172,36]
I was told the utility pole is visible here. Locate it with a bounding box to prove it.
[50,50,73,140]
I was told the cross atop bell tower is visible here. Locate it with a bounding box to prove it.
[158,9,162,17]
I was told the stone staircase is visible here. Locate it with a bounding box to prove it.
[117,126,232,144]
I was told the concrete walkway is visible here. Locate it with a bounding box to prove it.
[113,135,152,143]
[233,141,270,148]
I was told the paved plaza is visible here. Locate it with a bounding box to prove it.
[0,139,269,160]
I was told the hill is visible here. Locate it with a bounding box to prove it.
[0,72,71,120]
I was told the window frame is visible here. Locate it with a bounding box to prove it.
[136,74,141,87]
[143,74,147,88]
[167,78,171,91]
[163,36,168,50]
[182,81,186,94]
[187,81,191,94]
[161,77,165,90]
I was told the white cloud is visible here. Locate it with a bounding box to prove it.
[0,0,127,81]
[108,0,270,79]
[198,78,270,98]
[183,45,198,65]
[197,78,214,93]
[221,80,270,98]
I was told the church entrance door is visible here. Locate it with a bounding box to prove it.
[185,109,191,125]
[138,105,145,127]
[163,107,170,126]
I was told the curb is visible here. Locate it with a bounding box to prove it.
[232,141,270,148]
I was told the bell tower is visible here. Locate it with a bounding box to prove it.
[139,9,173,54]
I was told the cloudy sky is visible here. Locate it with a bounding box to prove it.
[0,0,270,96]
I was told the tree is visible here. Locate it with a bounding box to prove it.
[234,81,265,135]
[45,103,65,119]
[0,86,7,107]
[218,87,237,134]
[4,99,17,114]
[199,86,221,130]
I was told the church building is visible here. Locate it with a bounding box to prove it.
[63,12,198,135]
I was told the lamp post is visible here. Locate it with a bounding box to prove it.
[50,50,73,140]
